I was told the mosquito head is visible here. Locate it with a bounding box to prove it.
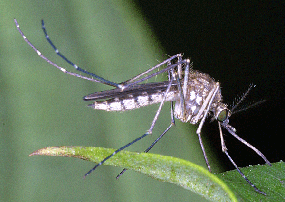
[214,103,232,125]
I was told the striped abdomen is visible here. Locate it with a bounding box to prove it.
[85,81,179,111]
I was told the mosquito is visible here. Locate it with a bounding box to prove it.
[15,19,271,195]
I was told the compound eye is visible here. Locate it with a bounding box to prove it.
[217,109,228,122]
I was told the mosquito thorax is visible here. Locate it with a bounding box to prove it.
[174,70,223,124]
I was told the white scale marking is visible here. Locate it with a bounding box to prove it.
[189,91,196,100]
[123,99,136,110]
[196,95,202,105]
[137,95,149,106]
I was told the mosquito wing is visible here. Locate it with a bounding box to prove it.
[84,81,180,111]
[84,81,178,101]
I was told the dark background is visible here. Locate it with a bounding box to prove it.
[136,1,284,169]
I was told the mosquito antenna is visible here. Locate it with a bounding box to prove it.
[231,99,266,115]
[231,83,255,112]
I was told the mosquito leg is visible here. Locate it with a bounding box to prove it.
[116,123,174,179]
[196,131,211,172]
[84,76,175,177]
[116,102,176,179]
[121,59,188,90]
[122,54,183,85]
[223,124,271,166]
[196,120,212,172]
[170,59,185,119]
[218,123,267,195]
[137,70,177,153]
[84,132,151,177]
[224,151,267,195]
[147,77,175,133]
[135,70,177,157]
[41,20,121,88]
[144,101,176,153]
[195,84,221,172]
[177,54,183,79]
[183,59,192,99]
[14,19,113,85]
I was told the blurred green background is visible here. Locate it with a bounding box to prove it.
[0,1,219,201]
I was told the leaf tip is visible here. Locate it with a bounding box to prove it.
[29,146,70,156]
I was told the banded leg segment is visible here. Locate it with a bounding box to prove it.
[14,19,106,83]
[41,20,121,88]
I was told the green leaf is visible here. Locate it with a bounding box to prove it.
[217,161,285,201]
[30,146,237,202]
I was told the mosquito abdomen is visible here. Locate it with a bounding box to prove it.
[88,91,178,111]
